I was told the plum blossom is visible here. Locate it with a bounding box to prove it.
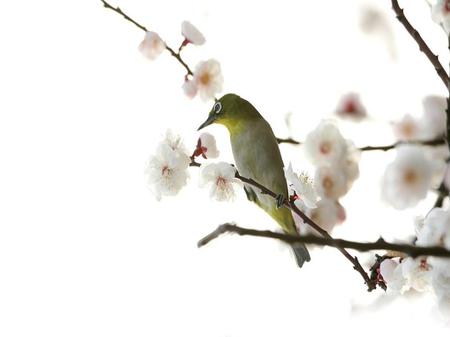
[314,166,348,200]
[145,132,190,201]
[401,257,432,293]
[193,132,220,159]
[284,163,318,211]
[199,162,240,201]
[334,93,367,121]
[431,0,450,33]
[304,121,347,166]
[138,31,166,60]
[191,59,223,101]
[181,21,206,46]
[381,145,434,209]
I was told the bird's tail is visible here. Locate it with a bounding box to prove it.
[292,243,311,268]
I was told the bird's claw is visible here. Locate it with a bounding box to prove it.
[276,194,285,208]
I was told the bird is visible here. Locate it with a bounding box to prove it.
[197,93,310,267]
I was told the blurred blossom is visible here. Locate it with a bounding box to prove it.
[422,95,447,139]
[145,131,190,201]
[315,166,348,200]
[284,163,318,211]
[431,0,450,33]
[199,162,240,201]
[430,259,450,316]
[381,146,434,209]
[416,207,450,249]
[335,93,367,121]
[302,199,346,235]
[192,59,223,101]
[194,132,220,159]
[182,79,198,99]
[181,21,206,46]
[304,121,347,166]
[138,31,166,60]
[392,114,421,141]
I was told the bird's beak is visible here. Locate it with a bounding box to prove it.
[197,114,216,131]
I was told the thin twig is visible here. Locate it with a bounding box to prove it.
[198,223,450,258]
[100,0,193,76]
[391,0,449,88]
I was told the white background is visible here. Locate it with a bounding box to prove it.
[0,0,449,336]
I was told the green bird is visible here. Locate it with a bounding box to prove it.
[198,93,311,267]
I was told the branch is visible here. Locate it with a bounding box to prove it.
[190,160,378,291]
[276,137,446,151]
[100,0,193,76]
[391,0,449,88]
[198,223,450,258]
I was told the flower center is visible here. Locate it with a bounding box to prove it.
[344,100,357,114]
[216,176,226,188]
[320,141,331,155]
[403,169,417,185]
[161,166,170,177]
[401,122,415,139]
[445,0,450,12]
[199,72,211,86]
[323,176,334,191]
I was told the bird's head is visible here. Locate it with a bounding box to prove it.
[197,93,260,133]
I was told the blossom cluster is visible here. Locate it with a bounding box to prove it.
[301,121,360,233]
[138,21,223,101]
[380,207,450,315]
[382,96,447,210]
[146,131,241,202]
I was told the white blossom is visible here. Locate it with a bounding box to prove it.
[199,162,240,201]
[381,146,434,209]
[416,207,450,249]
[145,143,190,201]
[194,132,220,159]
[284,163,318,211]
[181,21,206,46]
[304,121,347,166]
[401,257,432,293]
[182,79,198,99]
[392,114,421,141]
[192,59,223,101]
[380,258,407,293]
[335,93,367,121]
[315,166,348,200]
[431,0,450,33]
[138,31,166,60]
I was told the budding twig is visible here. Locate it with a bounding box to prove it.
[391,0,449,88]
[100,0,193,76]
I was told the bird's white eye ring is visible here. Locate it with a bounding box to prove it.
[213,102,222,114]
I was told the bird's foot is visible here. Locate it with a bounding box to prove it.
[276,194,285,209]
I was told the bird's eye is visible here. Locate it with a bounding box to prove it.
[213,102,222,114]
